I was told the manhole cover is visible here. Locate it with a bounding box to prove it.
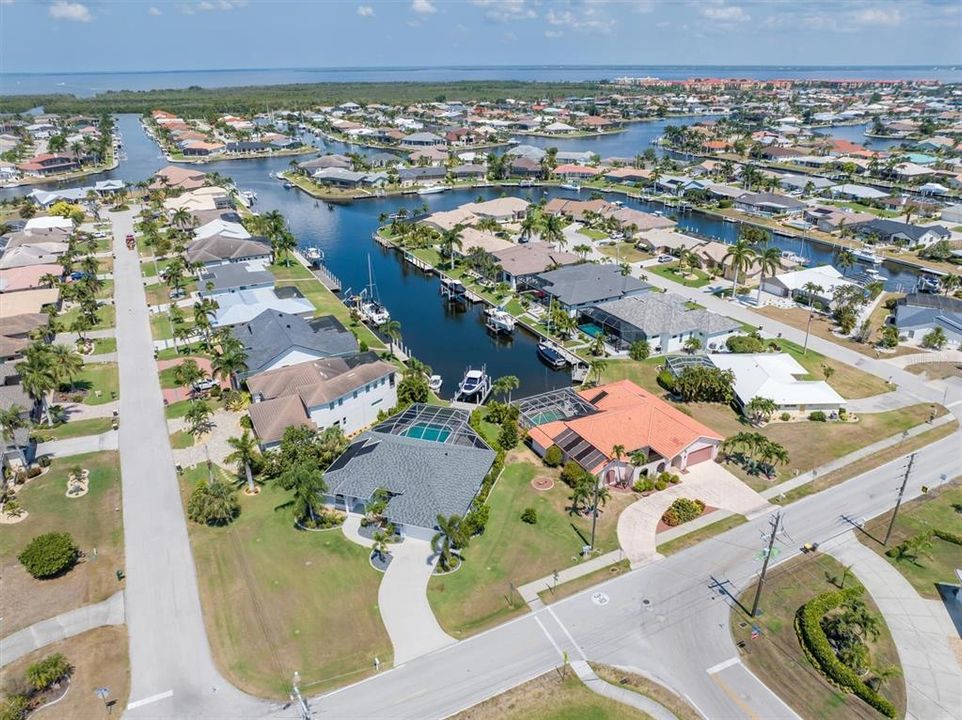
[592,592,610,606]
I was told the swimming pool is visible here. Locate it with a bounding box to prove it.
[401,423,452,443]
[579,322,604,338]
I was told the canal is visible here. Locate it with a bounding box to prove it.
[0,114,927,398]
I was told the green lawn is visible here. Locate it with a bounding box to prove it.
[859,480,962,599]
[170,429,195,449]
[57,304,116,331]
[182,472,391,699]
[34,416,115,441]
[577,227,608,240]
[156,342,210,361]
[731,554,905,720]
[427,459,633,637]
[89,337,117,355]
[150,313,194,342]
[778,339,893,399]
[453,671,649,720]
[647,262,712,288]
[68,362,119,405]
[656,513,747,555]
[0,452,124,634]
[597,242,653,263]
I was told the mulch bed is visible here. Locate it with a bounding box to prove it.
[531,477,554,491]
[656,504,717,534]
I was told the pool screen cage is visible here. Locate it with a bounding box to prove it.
[371,403,489,449]
[513,388,598,429]
[664,354,714,377]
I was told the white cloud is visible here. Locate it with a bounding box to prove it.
[545,6,614,34]
[851,6,902,26]
[179,0,245,14]
[701,4,750,23]
[544,29,563,38]
[357,4,374,16]
[411,0,437,14]
[148,6,162,15]
[472,0,536,22]
[49,1,92,22]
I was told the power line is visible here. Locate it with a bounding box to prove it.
[751,511,782,618]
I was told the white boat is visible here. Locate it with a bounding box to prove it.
[781,250,808,266]
[484,307,515,334]
[283,181,294,189]
[417,186,447,195]
[454,366,492,403]
[560,183,581,192]
[723,216,737,223]
[352,255,391,326]
[916,274,941,294]
[852,246,882,265]
[428,375,443,393]
[240,190,257,206]
[305,247,322,262]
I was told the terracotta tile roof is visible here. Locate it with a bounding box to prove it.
[529,380,722,472]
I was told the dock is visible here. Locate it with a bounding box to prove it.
[311,263,341,293]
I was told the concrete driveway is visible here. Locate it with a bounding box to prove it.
[617,462,773,566]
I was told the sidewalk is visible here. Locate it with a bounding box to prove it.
[0,592,125,667]
[571,661,679,720]
[36,430,118,458]
[825,534,962,720]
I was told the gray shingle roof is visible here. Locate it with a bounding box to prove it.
[200,263,274,293]
[231,310,358,376]
[536,263,651,307]
[591,294,740,338]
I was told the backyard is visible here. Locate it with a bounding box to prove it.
[857,479,962,599]
[182,469,392,698]
[0,452,124,633]
[731,554,905,720]
[427,456,634,637]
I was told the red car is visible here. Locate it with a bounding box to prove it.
[125,233,135,249]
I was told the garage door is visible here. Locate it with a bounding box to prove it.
[686,446,714,466]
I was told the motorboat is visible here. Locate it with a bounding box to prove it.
[537,340,568,369]
[484,306,515,334]
[283,181,294,189]
[305,246,322,263]
[723,216,737,223]
[454,366,492,403]
[240,190,257,206]
[852,245,882,265]
[440,277,467,301]
[428,375,443,393]
[916,274,942,294]
[780,250,808,266]
[351,255,391,326]
[417,185,447,195]
[560,183,581,192]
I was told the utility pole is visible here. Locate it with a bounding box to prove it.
[290,671,310,720]
[883,453,915,546]
[751,511,781,618]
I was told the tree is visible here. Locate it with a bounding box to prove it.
[379,319,402,345]
[432,514,467,571]
[25,653,72,692]
[174,358,206,390]
[48,343,83,393]
[542,213,566,249]
[587,357,607,385]
[628,339,650,361]
[754,246,782,306]
[225,430,260,495]
[18,532,80,578]
[745,396,778,425]
[16,344,57,426]
[569,476,593,515]
[837,249,856,275]
[921,326,947,350]
[573,243,591,260]
[397,370,429,405]
[0,405,25,463]
[187,478,240,526]
[439,224,464,270]
[185,400,214,436]
[210,343,248,387]
[492,374,519,403]
[801,281,824,355]
[611,443,626,486]
[288,461,327,526]
[683,336,702,354]
[722,238,757,299]
[674,366,735,403]
[372,530,390,561]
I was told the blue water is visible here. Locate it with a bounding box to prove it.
[4,65,961,96]
[0,113,927,397]
[814,123,908,152]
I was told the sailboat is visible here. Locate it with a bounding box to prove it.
[352,255,391,326]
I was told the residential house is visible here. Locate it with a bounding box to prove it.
[854,219,951,249]
[760,265,859,307]
[185,235,272,268]
[528,263,651,316]
[892,294,962,348]
[734,192,807,217]
[491,242,580,289]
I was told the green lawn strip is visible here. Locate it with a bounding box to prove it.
[591,664,703,720]
[34,416,115,441]
[165,397,226,419]
[145,281,198,307]
[451,671,649,720]
[857,479,962,599]
[150,313,195,341]
[538,560,630,605]
[731,554,905,720]
[180,471,392,699]
[0,452,124,634]
[647,262,711,288]
[68,362,119,405]
[410,247,444,267]
[97,258,113,274]
[90,337,117,355]
[601,357,665,394]
[57,304,116,332]
[156,343,210,361]
[267,261,314,282]
[170,429,195,449]
[904,362,962,381]
[777,339,890,399]
[95,280,114,300]
[274,279,384,350]
[597,242,653,263]
[773,421,959,505]
[578,227,608,240]
[427,460,630,637]
[655,513,748,556]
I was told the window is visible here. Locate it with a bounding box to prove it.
[338,398,343,407]
[329,402,334,410]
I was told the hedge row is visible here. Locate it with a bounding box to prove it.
[794,586,897,718]
[934,528,962,545]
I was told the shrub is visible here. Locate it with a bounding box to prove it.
[18,532,80,579]
[656,368,676,393]
[780,412,791,422]
[543,445,564,468]
[633,478,654,493]
[809,411,827,422]
[520,507,537,524]
[26,466,42,479]
[0,695,29,720]
[186,479,240,526]
[726,334,766,353]
[25,653,72,692]
[37,455,51,468]
[628,340,651,361]
[560,460,586,488]
[934,528,962,545]
[464,503,490,536]
[661,498,705,526]
[239,415,253,430]
[838,408,848,421]
[654,479,668,491]
[795,587,897,718]
[497,421,519,450]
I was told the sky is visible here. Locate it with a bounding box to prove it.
[1,0,961,75]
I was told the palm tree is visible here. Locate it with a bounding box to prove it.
[379,319,402,346]
[573,243,591,260]
[754,246,783,306]
[371,530,390,562]
[439,225,464,270]
[611,444,626,487]
[211,344,248,387]
[837,249,856,276]
[519,211,540,242]
[17,346,57,425]
[569,478,593,516]
[801,281,824,355]
[745,396,778,425]
[289,463,327,526]
[542,214,565,249]
[587,357,607,385]
[722,238,757,300]
[48,343,84,393]
[432,514,467,571]
[185,400,214,437]
[225,430,260,495]
[171,208,194,230]
[492,375,519,403]
[0,405,26,467]
[193,298,218,349]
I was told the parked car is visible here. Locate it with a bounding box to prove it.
[657,254,675,264]
[191,378,217,393]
